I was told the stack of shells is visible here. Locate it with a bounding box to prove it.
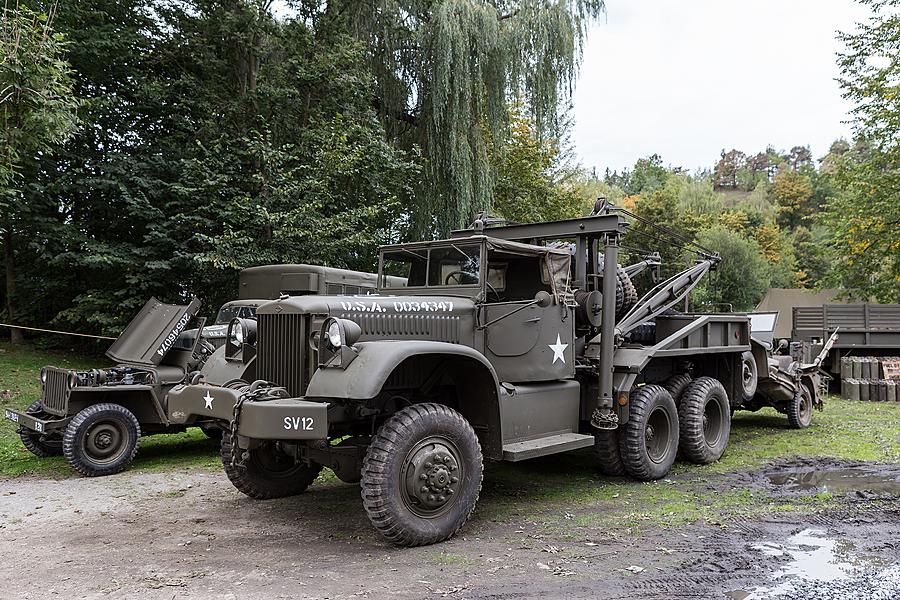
[841,356,900,401]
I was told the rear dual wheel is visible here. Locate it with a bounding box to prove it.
[618,385,680,481]
[678,377,731,464]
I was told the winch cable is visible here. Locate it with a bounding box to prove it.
[609,205,717,259]
[0,323,116,341]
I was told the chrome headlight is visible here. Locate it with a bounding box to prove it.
[320,317,362,350]
[39,367,48,386]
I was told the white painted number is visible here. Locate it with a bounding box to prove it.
[283,416,315,431]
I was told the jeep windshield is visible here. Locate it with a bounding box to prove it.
[215,305,257,324]
[381,244,481,289]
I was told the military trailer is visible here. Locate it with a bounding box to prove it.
[162,206,832,547]
[793,303,900,378]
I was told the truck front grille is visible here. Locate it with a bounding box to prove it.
[41,367,72,416]
[257,313,307,397]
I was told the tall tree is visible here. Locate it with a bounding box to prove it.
[326,0,605,234]
[1,3,79,342]
[822,0,900,301]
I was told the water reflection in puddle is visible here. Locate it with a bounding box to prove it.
[766,467,900,494]
[727,528,873,599]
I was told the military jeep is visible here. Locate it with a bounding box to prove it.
[3,298,252,476]
[166,208,815,546]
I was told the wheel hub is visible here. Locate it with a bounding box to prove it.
[85,422,124,461]
[403,439,462,517]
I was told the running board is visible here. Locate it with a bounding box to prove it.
[502,433,594,462]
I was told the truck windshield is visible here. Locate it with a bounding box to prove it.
[381,245,480,288]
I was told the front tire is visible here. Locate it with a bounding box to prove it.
[787,385,814,429]
[619,385,679,481]
[63,403,141,477]
[220,431,321,499]
[678,377,731,464]
[361,403,483,547]
[19,400,63,457]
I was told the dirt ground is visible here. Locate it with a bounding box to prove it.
[1,457,898,600]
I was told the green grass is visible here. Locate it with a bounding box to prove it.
[0,342,220,478]
[2,341,899,536]
[476,399,900,532]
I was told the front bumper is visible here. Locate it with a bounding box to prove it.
[166,384,328,440]
[4,409,70,433]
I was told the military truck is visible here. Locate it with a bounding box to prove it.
[5,264,394,477]
[179,264,394,349]
[163,207,831,547]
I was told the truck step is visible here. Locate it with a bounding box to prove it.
[502,432,594,462]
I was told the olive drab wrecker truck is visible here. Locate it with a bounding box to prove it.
[166,205,827,546]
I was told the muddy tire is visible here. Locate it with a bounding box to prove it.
[220,431,321,499]
[18,400,63,458]
[361,403,483,547]
[593,429,625,476]
[662,373,693,406]
[787,385,814,429]
[678,377,731,464]
[63,403,141,477]
[740,351,758,402]
[619,385,679,481]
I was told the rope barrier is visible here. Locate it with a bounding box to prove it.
[0,323,116,341]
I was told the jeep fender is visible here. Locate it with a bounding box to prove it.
[306,341,504,459]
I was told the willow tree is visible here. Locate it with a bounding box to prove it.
[315,0,605,235]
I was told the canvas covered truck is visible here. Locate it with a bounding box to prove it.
[163,207,827,546]
[5,264,395,477]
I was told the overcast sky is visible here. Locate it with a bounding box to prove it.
[571,0,872,174]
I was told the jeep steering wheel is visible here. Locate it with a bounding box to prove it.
[444,271,474,285]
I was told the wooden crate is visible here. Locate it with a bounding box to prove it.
[882,359,900,381]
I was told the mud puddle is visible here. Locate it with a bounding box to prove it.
[727,528,897,599]
[764,464,900,495]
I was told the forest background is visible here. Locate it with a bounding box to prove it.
[1,0,897,340]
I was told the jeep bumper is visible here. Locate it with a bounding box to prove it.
[4,409,70,433]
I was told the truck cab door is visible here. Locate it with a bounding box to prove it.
[479,254,574,383]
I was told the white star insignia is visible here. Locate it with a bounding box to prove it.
[203,391,214,410]
[549,334,568,364]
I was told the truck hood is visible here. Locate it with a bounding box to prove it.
[256,293,475,318]
[106,297,202,366]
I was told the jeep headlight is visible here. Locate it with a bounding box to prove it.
[39,367,47,386]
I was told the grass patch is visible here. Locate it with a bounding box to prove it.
[0,342,220,478]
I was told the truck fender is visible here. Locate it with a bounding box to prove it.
[306,341,504,460]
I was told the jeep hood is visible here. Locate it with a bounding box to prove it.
[106,297,202,366]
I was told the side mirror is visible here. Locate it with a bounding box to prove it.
[534,290,553,308]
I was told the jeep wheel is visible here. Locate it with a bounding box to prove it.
[63,403,141,477]
[220,431,321,499]
[361,403,483,547]
[740,351,758,402]
[662,373,693,406]
[619,385,679,481]
[19,400,63,458]
[593,429,625,476]
[787,385,814,429]
[678,377,731,464]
